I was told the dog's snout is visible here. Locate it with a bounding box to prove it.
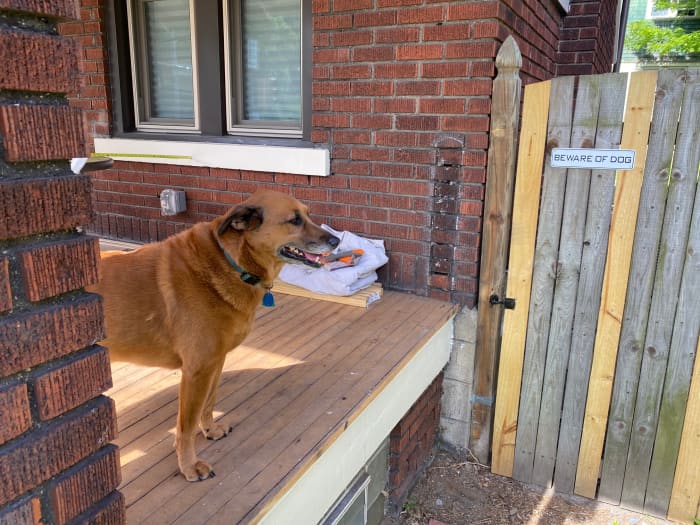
[327,235,340,248]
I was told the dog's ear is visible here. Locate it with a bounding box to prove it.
[218,205,263,235]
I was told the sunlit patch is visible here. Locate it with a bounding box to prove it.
[224,346,305,370]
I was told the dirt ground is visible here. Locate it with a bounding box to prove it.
[382,449,676,525]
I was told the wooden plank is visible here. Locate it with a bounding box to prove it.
[273,279,382,307]
[548,73,627,493]
[511,75,579,483]
[643,69,700,516]
[470,36,522,463]
[597,68,687,505]
[620,69,699,513]
[531,74,616,488]
[575,69,658,499]
[491,78,551,477]
[667,336,700,524]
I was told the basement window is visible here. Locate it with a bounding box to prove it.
[321,474,372,525]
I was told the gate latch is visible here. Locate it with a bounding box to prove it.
[489,294,516,310]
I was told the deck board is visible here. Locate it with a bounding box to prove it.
[106,290,455,524]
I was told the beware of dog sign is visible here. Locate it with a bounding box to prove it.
[551,148,636,170]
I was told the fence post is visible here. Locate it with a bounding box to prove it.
[469,36,522,463]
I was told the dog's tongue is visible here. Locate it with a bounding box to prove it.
[305,251,324,264]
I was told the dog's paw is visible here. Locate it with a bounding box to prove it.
[182,460,215,482]
[203,423,232,441]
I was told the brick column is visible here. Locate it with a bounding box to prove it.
[0,1,123,524]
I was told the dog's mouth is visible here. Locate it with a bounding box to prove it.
[278,245,326,268]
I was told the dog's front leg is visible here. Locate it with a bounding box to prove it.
[200,358,231,440]
[176,367,218,481]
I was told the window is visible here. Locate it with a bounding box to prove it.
[115,0,310,139]
[647,0,699,18]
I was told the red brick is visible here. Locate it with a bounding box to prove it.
[444,79,492,96]
[423,23,468,41]
[447,1,499,20]
[69,490,125,525]
[33,346,112,421]
[442,115,490,132]
[395,80,440,96]
[397,5,444,24]
[0,31,78,93]
[396,44,443,61]
[332,130,371,145]
[330,64,371,79]
[0,256,11,313]
[0,382,31,445]
[375,27,419,44]
[422,61,469,78]
[331,0,373,10]
[396,115,439,131]
[374,98,416,113]
[0,105,85,162]
[0,295,104,376]
[353,10,397,27]
[445,41,498,59]
[352,46,395,62]
[375,63,418,79]
[0,396,116,506]
[48,445,121,524]
[18,236,100,301]
[0,0,79,18]
[419,98,466,114]
[0,497,42,525]
[350,81,393,96]
[331,30,372,47]
[0,175,94,239]
[313,13,353,30]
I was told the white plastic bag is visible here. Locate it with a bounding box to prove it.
[278,225,388,296]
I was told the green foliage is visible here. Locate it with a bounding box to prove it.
[625,19,700,62]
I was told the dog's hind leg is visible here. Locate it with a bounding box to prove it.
[176,365,219,481]
[200,358,231,440]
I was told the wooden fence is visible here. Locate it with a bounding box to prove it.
[488,66,700,523]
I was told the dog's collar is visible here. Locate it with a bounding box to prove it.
[215,237,263,286]
[215,236,275,307]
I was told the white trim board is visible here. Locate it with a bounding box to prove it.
[253,316,455,525]
[93,138,331,176]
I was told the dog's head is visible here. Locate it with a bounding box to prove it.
[216,190,339,269]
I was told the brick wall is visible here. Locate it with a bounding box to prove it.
[386,373,443,513]
[558,0,618,75]
[0,2,123,524]
[61,0,616,310]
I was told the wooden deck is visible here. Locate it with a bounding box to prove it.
[106,290,456,524]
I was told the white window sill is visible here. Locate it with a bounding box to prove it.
[93,138,330,176]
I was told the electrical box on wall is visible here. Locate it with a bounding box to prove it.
[160,189,187,216]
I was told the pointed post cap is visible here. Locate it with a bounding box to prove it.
[496,35,522,71]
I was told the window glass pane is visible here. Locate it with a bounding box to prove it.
[240,0,301,123]
[143,0,194,120]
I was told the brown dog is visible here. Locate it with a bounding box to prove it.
[89,190,339,481]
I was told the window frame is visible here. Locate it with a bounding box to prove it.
[224,0,307,137]
[127,0,200,133]
[108,0,312,141]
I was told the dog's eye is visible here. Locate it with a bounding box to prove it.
[289,214,303,227]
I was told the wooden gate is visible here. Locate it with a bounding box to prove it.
[490,68,700,523]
